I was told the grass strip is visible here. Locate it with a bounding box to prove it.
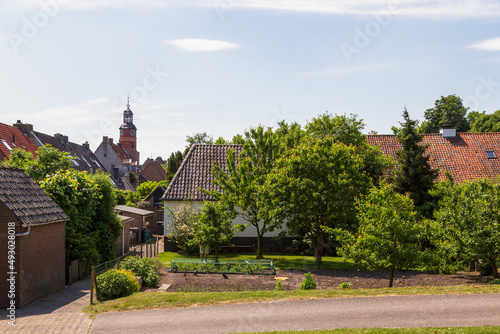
[86,284,500,316]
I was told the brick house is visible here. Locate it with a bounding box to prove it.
[0,122,38,162]
[367,129,500,183]
[0,167,69,308]
[139,158,168,183]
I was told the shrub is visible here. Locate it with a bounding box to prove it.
[119,256,161,287]
[299,272,317,290]
[96,269,140,301]
[275,279,283,291]
[338,282,352,289]
[480,261,493,276]
[166,204,199,255]
[488,279,500,285]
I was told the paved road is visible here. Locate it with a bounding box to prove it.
[90,293,500,333]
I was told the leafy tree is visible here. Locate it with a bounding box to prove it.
[418,95,470,133]
[214,137,230,145]
[335,182,430,287]
[231,134,245,145]
[1,147,34,168]
[136,180,168,200]
[186,132,214,147]
[190,201,236,260]
[389,108,438,214]
[165,204,199,255]
[207,126,284,259]
[305,112,365,146]
[40,170,100,263]
[469,109,500,133]
[264,138,372,264]
[165,150,184,180]
[274,120,306,149]
[90,172,123,262]
[434,177,500,278]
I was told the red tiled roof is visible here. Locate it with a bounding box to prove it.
[140,159,168,183]
[367,132,500,183]
[0,123,38,160]
[111,142,130,162]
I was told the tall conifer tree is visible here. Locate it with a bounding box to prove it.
[390,108,438,213]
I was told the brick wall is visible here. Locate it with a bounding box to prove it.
[0,207,66,308]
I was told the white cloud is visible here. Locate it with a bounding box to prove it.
[5,0,500,18]
[467,37,500,51]
[165,38,240,52]
[296,61,400,77]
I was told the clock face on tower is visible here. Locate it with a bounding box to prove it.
[131,130,135,136]
[120,129,123,135]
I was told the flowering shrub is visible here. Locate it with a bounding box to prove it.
[166,204,199,255]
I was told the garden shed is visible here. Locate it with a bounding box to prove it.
[0,166,69,308]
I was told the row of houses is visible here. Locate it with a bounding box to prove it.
[161,128,500,249]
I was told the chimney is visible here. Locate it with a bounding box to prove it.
[82,141,90,149]
[440,127,456,138]
[13,120,34,135]
[109,138,114,144]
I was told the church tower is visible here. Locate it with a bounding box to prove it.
[119,98,139,162]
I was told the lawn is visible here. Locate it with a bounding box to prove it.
[239,328,500,334]
[157,252,364,271]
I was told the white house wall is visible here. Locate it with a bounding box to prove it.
[163,201,284,238]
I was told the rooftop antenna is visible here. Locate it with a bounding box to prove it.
[126,95,130,109]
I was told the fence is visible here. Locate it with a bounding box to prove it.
[90,237,160,304]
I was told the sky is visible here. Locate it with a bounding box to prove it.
[1,0,500,163]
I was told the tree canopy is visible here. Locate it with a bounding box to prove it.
[263,138,372,264]
[469,109,500,133]
[418,95,470,133]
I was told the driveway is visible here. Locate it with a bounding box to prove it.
[90,293,500,333]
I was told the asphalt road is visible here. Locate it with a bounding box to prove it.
[90,294,500,334]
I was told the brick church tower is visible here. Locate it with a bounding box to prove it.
[119,98,140,163]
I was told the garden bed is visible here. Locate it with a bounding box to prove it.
[148,267,494,292]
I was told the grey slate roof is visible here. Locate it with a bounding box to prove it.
[0,166,69,225]
[161,144,243,201]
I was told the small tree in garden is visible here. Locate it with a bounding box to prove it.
[190,201,236,260]
[166,204,198,255]
[335,183,430,287]
[434,177,500,278]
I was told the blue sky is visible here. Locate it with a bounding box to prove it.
[1,0,500,163]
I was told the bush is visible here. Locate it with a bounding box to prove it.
[96,269,140,301]
[338,282,352,289]
[299,272,317,290]
[275,279,283,291]
[488,279,500,285]
[480,261,493,276]
[166,204,199,255]
[119,256,161,287]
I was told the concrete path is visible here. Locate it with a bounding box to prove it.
[90,293,500,334]
[0,277,92,333]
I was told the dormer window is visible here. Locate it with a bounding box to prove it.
[486,151,497,159]
[1,139,12,151]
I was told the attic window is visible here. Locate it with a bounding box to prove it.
[1,139,12,151]
[486,151,497,159]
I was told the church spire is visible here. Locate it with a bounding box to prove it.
[126,95,130,110]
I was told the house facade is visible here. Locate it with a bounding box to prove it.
[161,144,283,251]
[0,122,38,162]
[0,167,69,308]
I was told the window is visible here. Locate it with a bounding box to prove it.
[486,151,497,159]
[1,139,12,151]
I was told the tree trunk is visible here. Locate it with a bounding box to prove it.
[389,267,395,287]
[256,234,263,259]
[490,257,499,279]
[314,229,324,265]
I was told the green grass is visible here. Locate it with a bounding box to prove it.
[157,252,363,271]
[238,327,500,334]
[86,284,500,316]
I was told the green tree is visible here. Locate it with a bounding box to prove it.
[186,132,214,147]
[165,204,199,255]
[191,201,236,260]
[1,147,34,168]
[274,120,306,149]
[469,109,500,133]
[90,172,123,262]
[335,182,430,287]
[434,177,500,278]
[39,170,100,263]
[418,95,470,133]
[389,108,438,214]
[264,138,372,264]
[207,126,284,259]
[305,112,365,146]
[136,180,168,200]
[165,150,184,180]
